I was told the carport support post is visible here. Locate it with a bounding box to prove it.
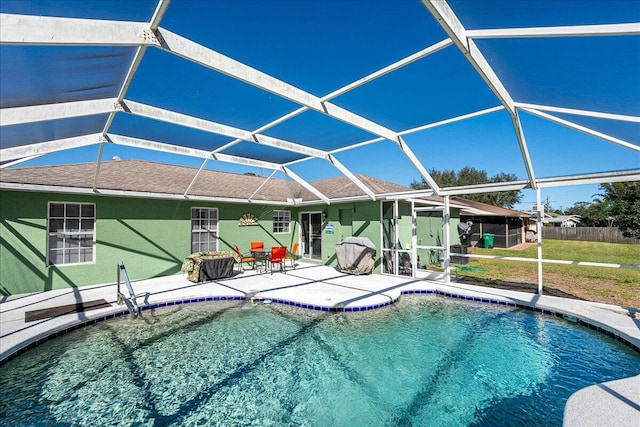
[536,188,543,294]
[444,195,451,284]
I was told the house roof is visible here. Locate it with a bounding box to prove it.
[544,215,581,224]
[0,159,412,204]
[1,0,638,205]
[451,196,532,218]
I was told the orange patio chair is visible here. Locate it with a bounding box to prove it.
[269,246,287,274]
[285,242,299,268]
[250,241,264,251]
[235,245,256,271]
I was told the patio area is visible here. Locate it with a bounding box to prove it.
[3,262,639,361]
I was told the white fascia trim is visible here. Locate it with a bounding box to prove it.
[521,108,640,152]
[0,182,290,205]
[382,190,436,200]
[466,23,640,39]
[0,133,102,162]
[282,166,330,205]
[0,14,154,46]
[1,98,118,127]
[515,103,640,123]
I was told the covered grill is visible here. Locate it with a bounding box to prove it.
[335,237,376,275]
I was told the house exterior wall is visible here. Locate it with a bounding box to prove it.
[1,190,460,296]
[0,190,296,295]
[320,201,381,268]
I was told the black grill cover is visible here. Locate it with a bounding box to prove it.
[335,237,376,275]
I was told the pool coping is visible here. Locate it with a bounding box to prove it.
[2,263,639,424]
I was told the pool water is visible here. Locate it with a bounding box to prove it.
[1,297,638,426]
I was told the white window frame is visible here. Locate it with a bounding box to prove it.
[273,210,291,234]
[47,202,96,266]
[191,207,219,253]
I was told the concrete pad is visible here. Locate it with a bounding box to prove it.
[564,375,640,427]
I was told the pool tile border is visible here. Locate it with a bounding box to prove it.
[1,290,638,366]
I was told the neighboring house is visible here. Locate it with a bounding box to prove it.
[543,213,581,228]
[451,196,533,248]
[0,160,461,295]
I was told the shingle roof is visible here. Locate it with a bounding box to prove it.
[0,160,412,203]
[451,196,532,218]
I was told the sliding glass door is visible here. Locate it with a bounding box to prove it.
[300,212,322,260]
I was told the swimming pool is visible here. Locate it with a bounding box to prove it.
[1,296,638,426]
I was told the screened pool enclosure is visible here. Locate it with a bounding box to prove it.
[1,0,639,290]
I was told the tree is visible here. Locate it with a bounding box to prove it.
[598,181,640,238]
[411,166,523,208]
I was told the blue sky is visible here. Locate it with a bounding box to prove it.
[3,0,639,212]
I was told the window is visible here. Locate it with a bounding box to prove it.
[273,210,290,233]
[47,202,95,266]
[191,208,218,253]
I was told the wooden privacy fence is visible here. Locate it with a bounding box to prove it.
[542,227,640,244]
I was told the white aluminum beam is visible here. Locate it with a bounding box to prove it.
[466,22,640,39]
[400,106,504,135]
[157,28,401,142]
[536,170,640,188]
[1,98,118,126]
[282,166,330,204]
[422,0,538,187]
[0,133,102,162]
[397,136,441,193]
[0,14,154,46]
[327,154,376,200]
[439,180,530,195]
[107,133,283,170]
[520,108,640,152]
[248,169,279,202]
[122,100,329,159]
[515,103,640,123]
[0,154,44,169]
[102,1,172,134]
[253,134,328,159]
[183,159,209,197]
[122,100,251,141]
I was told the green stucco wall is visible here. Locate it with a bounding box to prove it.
[0,190,296,295]
[1,190,461,295]
[320,201,381,270]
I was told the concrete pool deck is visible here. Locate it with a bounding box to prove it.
[1,262,639,424]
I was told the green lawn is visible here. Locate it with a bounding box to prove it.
[457,240,640,308]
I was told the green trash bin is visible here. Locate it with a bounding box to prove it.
[482,233,495,249]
